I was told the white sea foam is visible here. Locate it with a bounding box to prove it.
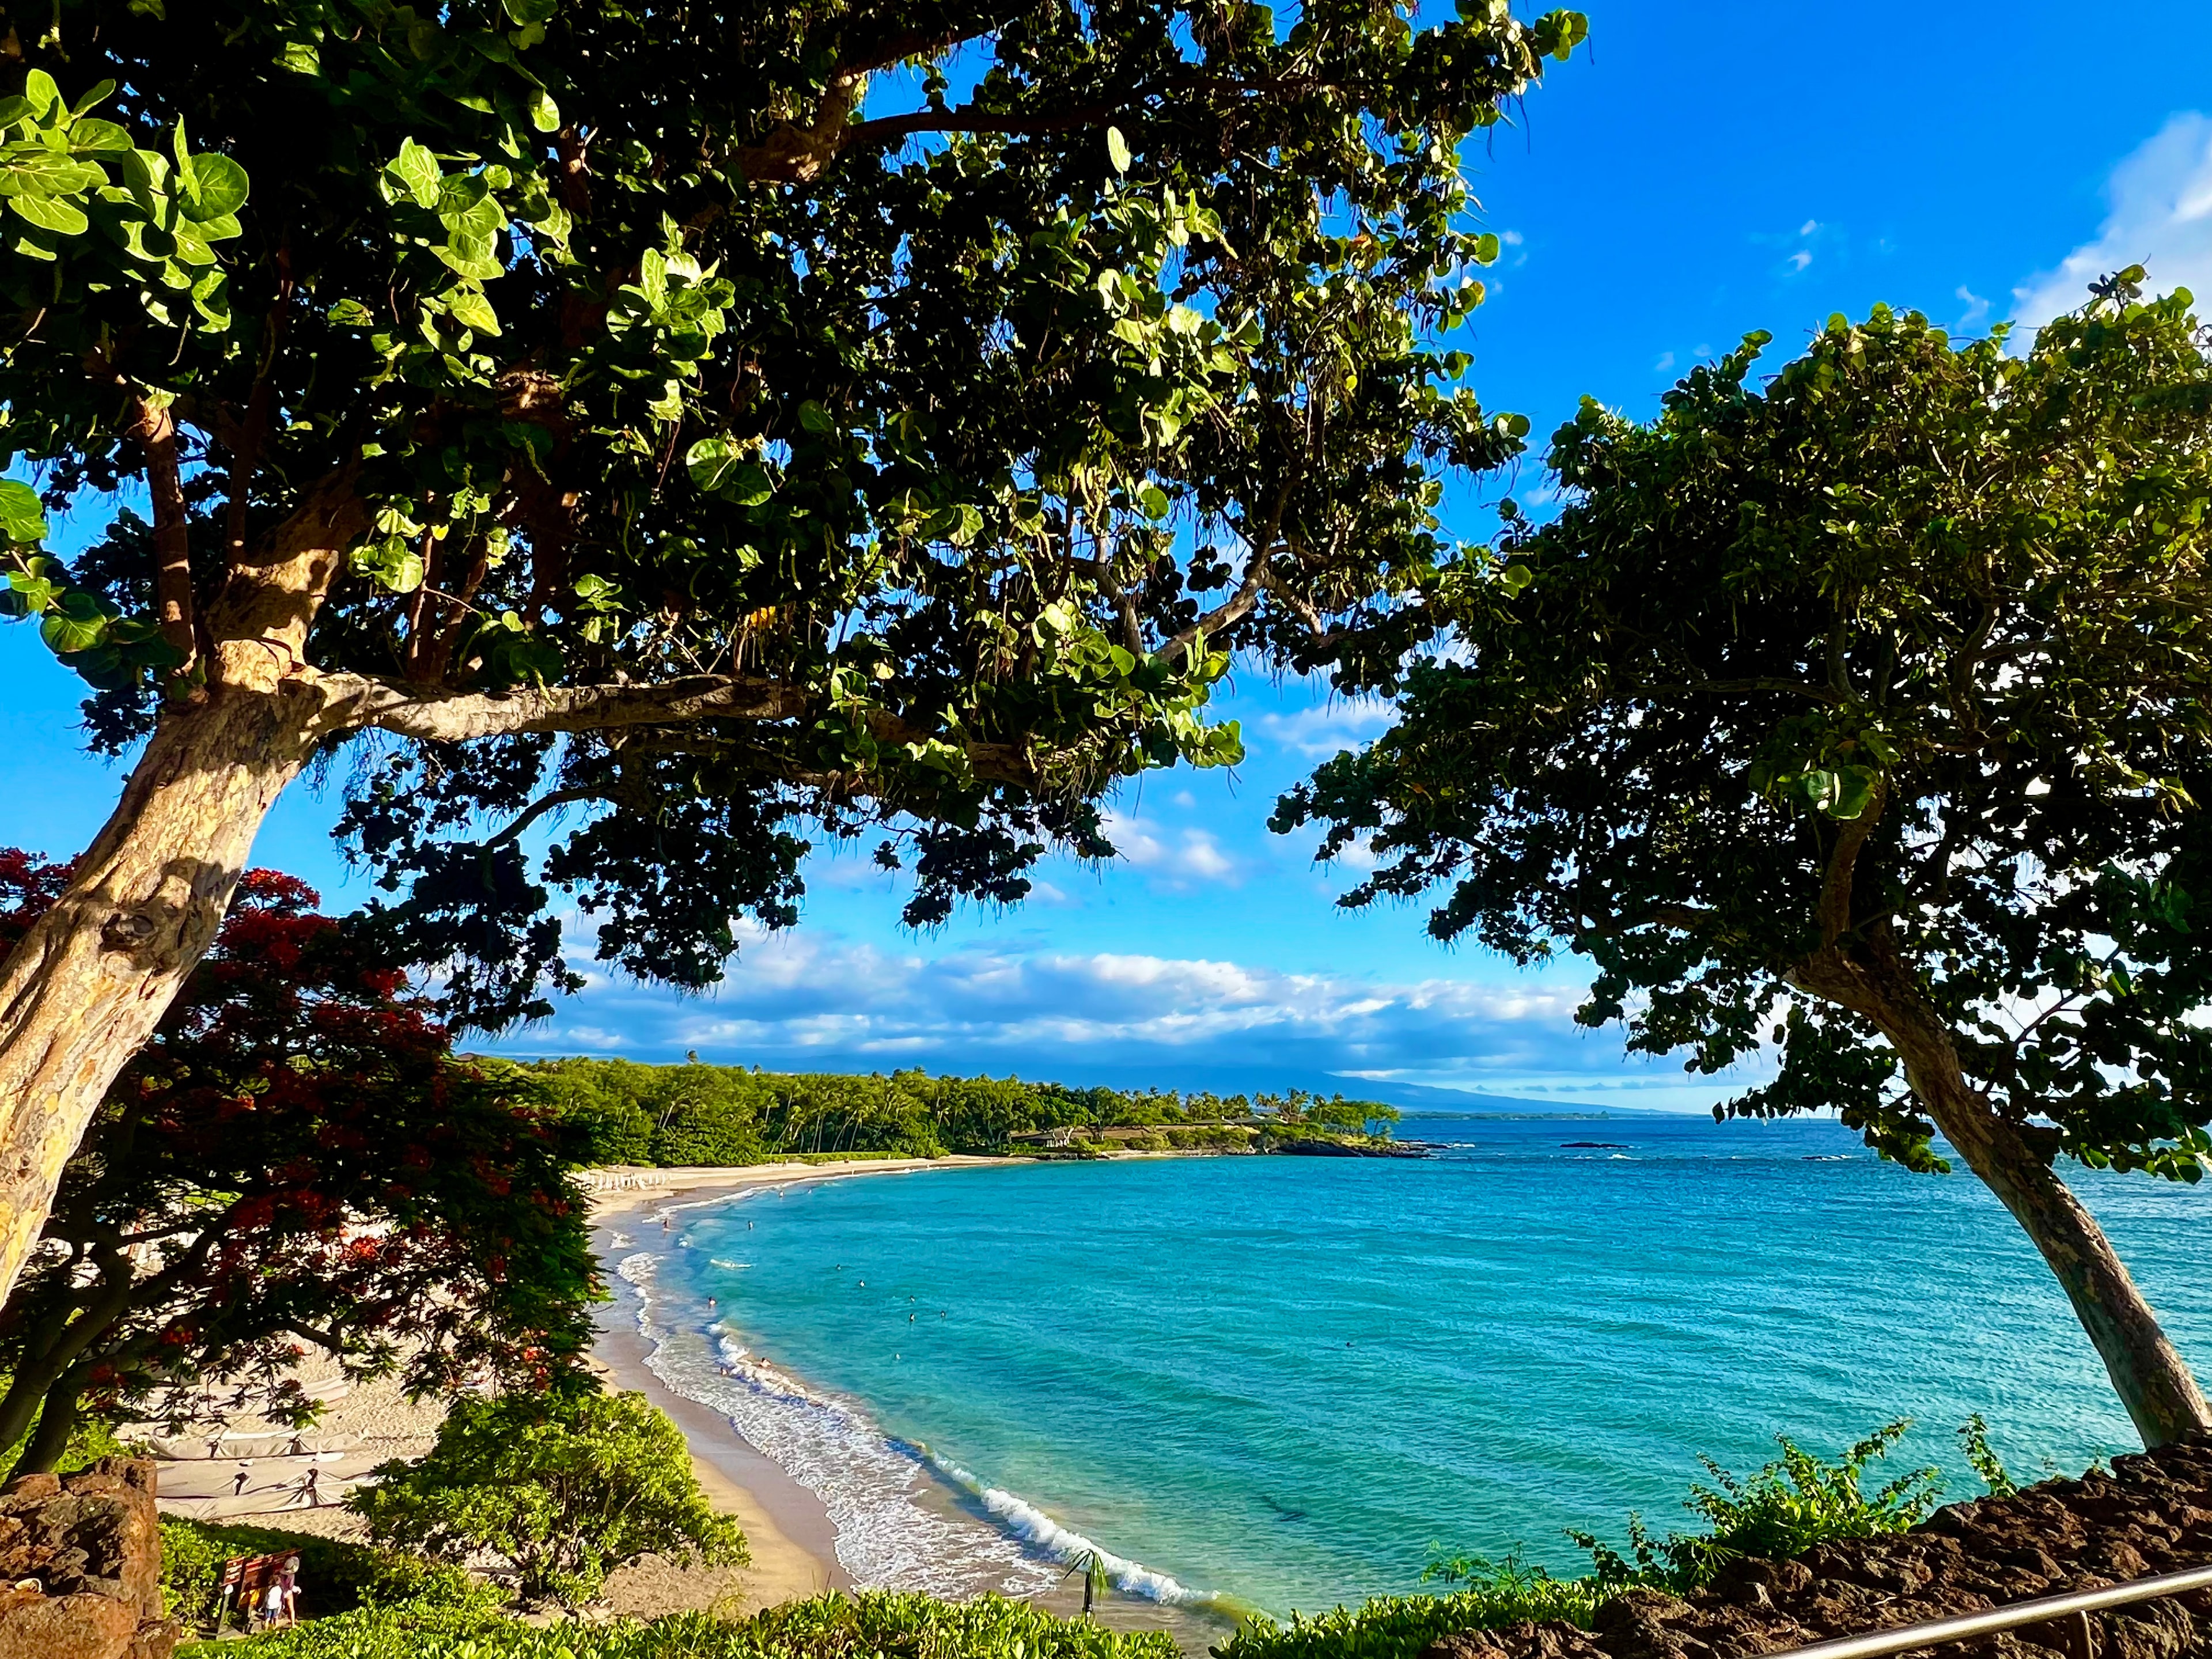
[709,1259,752,1270]
[615,1251,1067,1599]
[920,1450,1243,1612]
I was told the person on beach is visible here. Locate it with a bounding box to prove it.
[300,1466,321,1507]
[232,1461,251,1498]
[707,1296,716,1309]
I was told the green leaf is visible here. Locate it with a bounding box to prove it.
[0,480,48,545]
[7,193,89,236]
[505,0,559,20]
[387,138,443,210]
[69,79,118,117]
[1105,126,1132,174]
[181,152,249,220]
[67,119,132,154]
[21,70,60,121]
[528,88,561,134]
[39,589,112,654]
[446,286,502,335]
[437,230,505,280]
[0,148,107,196]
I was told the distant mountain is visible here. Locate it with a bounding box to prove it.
[1325,1078,1700,1118]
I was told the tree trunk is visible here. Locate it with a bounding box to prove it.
[1924,1087,2211,1448]
[11,1361,92,1478]
[1797,944,2212,1448]
[0,684,324,1310]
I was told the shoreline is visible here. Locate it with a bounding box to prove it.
[587,1153,1238,1650]
[587,1154,1033,1612]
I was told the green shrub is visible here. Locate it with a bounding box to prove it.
[160,1517,496,1630]
[1568,1419,1941,1592]
[1226,1422,1953,1659]
[1218,1555,1603,1659]
[185,1590,1182,1658]
[353,1388,745,1607]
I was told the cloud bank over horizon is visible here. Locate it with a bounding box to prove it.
[488,916,1759,1115]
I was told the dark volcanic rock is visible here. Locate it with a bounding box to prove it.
[1415,1437,2212,1659]
[0,1457,177,1659]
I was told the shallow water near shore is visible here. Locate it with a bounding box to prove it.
[624,1115,2212,1628]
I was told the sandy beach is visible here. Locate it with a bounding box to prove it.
[584,1156,1031,1613]
[141,1154,1028,1619]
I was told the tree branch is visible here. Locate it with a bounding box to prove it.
[123,393,199,684]
[328,673,806,743]
[224,243,294,577]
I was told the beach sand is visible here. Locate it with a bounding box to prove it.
[585,1157,1029,1613]
[140,1156,1026,1619]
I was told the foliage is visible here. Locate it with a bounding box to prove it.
[0,0,1584,1039]
[1228,1422,1955,1659]
[351,1387,745,1607]
[160,1516,497,1631]
[189,1589,1183,1659]
[0,850,598,1471]
[1277,278,2212,1180]
[1566,1421,1941,1593]
[1219,1555,1603,1659]
[1274,278,2212,1440]
[531,1058,1394,1164]
[1956,1414,2018,1499]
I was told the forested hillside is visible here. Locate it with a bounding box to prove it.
[524,1059,1399,1165]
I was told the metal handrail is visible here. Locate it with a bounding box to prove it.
[1766,1562,2212,1658]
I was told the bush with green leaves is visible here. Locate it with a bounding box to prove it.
[1219,1555,1603,1659]
[350,1387,745,1607]
[160,1517,497,1630]
[183,1591,1182,1659]
[1566,1419,1942,1593]
[1224,1421,1974,1659]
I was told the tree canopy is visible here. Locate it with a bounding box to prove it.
[353,1388,747,1606]
[0,0,1582,1301]
[1275,276,2212,1446]
[0,850,596,1474]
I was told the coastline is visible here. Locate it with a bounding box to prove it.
[586,1155,1032,1613]
[587,1153,1240,1652]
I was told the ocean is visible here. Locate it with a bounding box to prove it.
[607,1114,2212,1637]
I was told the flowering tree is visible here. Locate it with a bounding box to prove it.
[0,850,594,1474]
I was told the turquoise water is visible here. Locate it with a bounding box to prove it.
[635,1116,2212,1620]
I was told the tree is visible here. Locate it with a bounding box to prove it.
[0,0,1585,1302]
[1275,278,2212,1446]
[351,1387,747,1606]
[0,850,596,1474]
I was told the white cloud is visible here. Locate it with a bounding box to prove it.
[2014,112,2212,328]
[1100,810,1243,885]
[493,925,1746,1108]
[1653,351,1676,374]
[1955,284,1990,327]
[1251,699,1395,759]
[1501,229,1524,246]
[1798,218,1820,238]
[1787,249,1812,273]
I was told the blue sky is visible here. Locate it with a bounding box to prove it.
[8,1,2212,1111]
